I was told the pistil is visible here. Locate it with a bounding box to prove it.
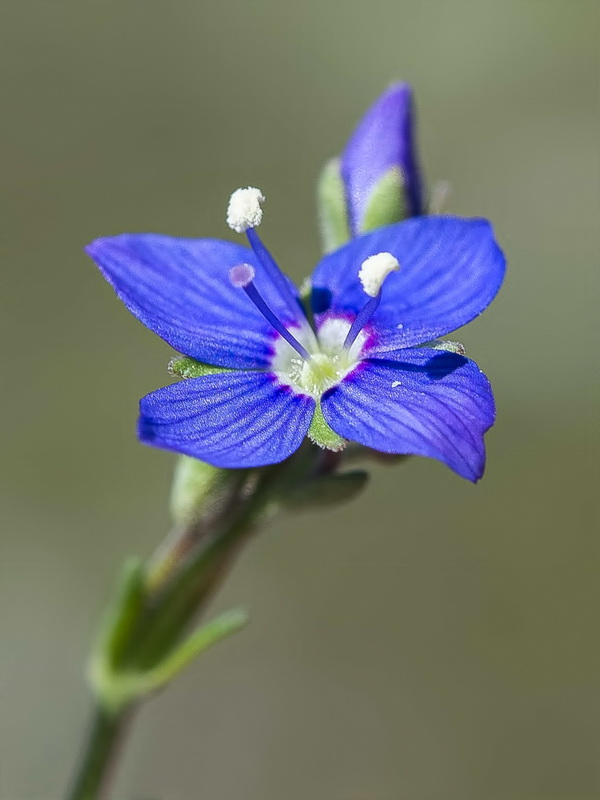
[229,264,311,361]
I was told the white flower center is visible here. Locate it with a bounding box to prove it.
[271,318,367,397]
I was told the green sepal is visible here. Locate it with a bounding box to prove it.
[170,455,239,527]
[308,402,346,452]
[168,355,233,379]
[422,339,466,355]
[284,470,369,511]
[359,166,406,233]
[317,157,351,253]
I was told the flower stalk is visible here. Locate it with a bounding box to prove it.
[65,706,133,800]
[67,442,363,800]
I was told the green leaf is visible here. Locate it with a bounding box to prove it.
[317,157,351,253]
[90,598,248,715]
[307,402,346,452]
[140,608,248,694]
[284,470,369,511]
[91,557,145,672]
[168,356,233,379]
[88,557,146,714]
[359,166,406,233]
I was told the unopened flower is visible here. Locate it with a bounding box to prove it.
[318,83,425,253]
[87,185,504,482]
[342,82,423,233]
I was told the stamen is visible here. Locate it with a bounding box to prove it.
[229,264,311,361]
[344,252,400,349]
[226,186,305,322]
[226,187,265,233]
[343,294,381,349]
[245,228,305,320]
[358,252,400,297]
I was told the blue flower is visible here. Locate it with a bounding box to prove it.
[341,82,424,233]
[87,186,505,482]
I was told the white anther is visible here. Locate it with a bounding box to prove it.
[358,252,400,297]
[226,187,265,233]
[229,263,256,288]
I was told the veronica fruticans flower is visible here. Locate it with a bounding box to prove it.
[87,187,505,482]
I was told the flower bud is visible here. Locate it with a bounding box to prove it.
[318,83,424,251]
[342,83,424,233]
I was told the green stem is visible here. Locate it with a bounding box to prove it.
[67,528,250,800]
[132,493,260,669]
[66,444,324,799]
[65,706,132,800]
[65,484,267,796]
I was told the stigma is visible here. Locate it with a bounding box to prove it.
[229,262,255,288]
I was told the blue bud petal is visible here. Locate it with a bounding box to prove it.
[341,83,424,233]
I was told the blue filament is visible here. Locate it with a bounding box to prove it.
[343,293,381,349]
[246,227,305,322]
[241,281,311,361]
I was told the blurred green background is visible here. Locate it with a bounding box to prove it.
[0,1,598,798]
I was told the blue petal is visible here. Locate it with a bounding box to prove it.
[87,234,301,369]
[138,371,315,468]
[341,83,423,232]
[321,349,495,482]
[311,216,505,349]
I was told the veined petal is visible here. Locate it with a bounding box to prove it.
[341,83,423,232]
[311,216,505,349]
[87,234,301,369]
[321,349,495,482]
[138,371,315,468]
